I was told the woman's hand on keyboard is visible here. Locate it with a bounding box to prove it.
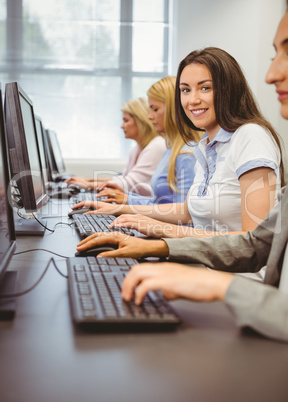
[71,200,130,216]
[121,262,233,305]
[110,214,178,238]
[65,177,94,189]
[76,232,169,259]
[96,188,129,204]
[97,181,123,192]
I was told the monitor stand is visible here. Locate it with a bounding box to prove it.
[0,271,17,320]
[14,211,47,236]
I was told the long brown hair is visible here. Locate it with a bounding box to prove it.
[175,47,285,184]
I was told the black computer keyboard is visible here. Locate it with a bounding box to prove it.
[71,213,137,238]
[67,256,181,331]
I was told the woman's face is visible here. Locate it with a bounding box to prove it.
[148,97,166,133]
[266,12,288,120]
[121,112,139,140]
[179,63,220,140]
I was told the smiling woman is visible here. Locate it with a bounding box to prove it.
[172,47,284,240]
[179,64,220,140]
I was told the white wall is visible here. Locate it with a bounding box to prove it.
[171,0,288,171]
[64,158,126,179]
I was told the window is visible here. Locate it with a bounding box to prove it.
[0,0,171,159]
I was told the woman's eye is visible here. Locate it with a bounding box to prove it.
[180,88,189,93]
[202,86,210,91]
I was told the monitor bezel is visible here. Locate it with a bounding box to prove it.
[0,83,16,283]
[34,114,50,187]
[46,128,66,178]
[42,128,54,182]
[4,82,48,212]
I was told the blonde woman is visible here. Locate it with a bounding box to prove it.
[96,77,200,205]
[67,97,166,196]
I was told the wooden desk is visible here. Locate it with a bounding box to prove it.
[1,200,288,402]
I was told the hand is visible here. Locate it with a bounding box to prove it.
[121,262,234,305]
[66,176,87,184]
[71,200,97,210]
[97,181,124,192]
[76,232,169,259]
[71,200,127,216]
[97,188,128,204]
[110,214,177,238]
[66,177,94,189]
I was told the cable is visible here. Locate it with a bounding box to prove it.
[54,221,76,230]
[14,209,75,233]
[41,215,69,219]
[31,212,75,233]
[31,212,55,232]
[0,257,68,298]
[14,248,70,259]
[11,193,22,200]
[0,247,71,298]
[10,183,24,209]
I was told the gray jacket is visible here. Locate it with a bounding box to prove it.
[164,186,288,342]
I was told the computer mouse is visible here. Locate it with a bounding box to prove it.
[68,184,81,194]
[75,244,118,257]
[68,207,94,217]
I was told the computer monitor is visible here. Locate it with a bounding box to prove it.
[34,115,50,189]
[4,82,48,235]
[41,127,55,183]
[45,129,66,180]
[0,84,17,319]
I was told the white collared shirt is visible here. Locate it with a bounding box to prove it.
[187,123,281,233]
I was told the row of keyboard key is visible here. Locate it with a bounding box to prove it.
[70,192,107,204]
[72,213,134,237]
[67,256,181,330]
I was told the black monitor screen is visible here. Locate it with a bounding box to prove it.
[34,115,49,187]
[46,129,65,175]
[19,93,43,201]
[0,144,11,257]
[5,82,47,212]
[0,136,15,282]
[0,85,16,283]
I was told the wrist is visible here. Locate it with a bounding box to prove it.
[214,272,234,301]
[143,240,169,258]
[113,205,129,216]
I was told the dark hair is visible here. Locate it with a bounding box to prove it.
[175,47,284,184]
